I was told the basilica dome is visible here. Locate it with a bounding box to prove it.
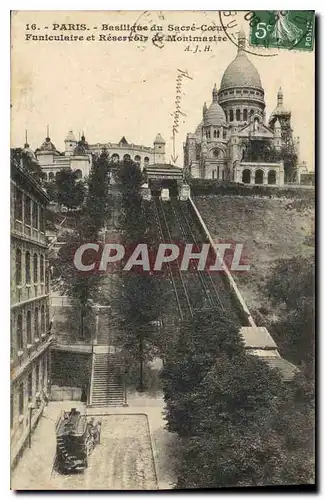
[220,51,263,90]
[204,101,227,126]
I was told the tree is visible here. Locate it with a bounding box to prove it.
[55,169,86,210]
[86,150,111,233]
[114,158,162,390]
[267,257,315,367]
[162,309,315,488]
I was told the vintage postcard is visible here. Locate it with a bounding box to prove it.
[10,10,315,490]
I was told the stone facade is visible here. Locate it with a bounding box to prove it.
[183,30,301,186]
[11,155,52,466]
[36,131,166,180]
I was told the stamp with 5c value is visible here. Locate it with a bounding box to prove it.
[249,11,315,51]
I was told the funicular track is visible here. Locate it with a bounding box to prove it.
[171,199,226,312]
[153,197,193,321]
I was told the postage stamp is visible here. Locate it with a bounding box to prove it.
[249,11,315,51]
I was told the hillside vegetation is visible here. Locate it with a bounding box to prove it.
[195,194,315,326]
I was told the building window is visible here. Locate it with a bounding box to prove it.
[213,130,217,138]
[40,255,44,282]
[25,196,31,225]
[243,109,248,121]
[17,314,23,351]
[41,305,45,335]
[26,251,31,284]
[111,154,119,163]
[223,130,227,139]
[250,109,254,117]
[75,169,82,179]
[49,172,54,180]
[134,155,141,164]
[27,310,32,345]
[28,372,33,402]
[39,207,45,232]
[36,364,39,393]
[212,170,215,179]
[236,109,241,121]
[19,383,24,415]
[217,165,220,179]
[34,307,39,339]
[33,253,38,283]
[16,248,22,286]
[43,357,46,388]
[229,110,234,122]
[32,201,38,229]
[15,188,23,221]
[123,154,131,161]
[217,130,220,138]
[144,157,150,165]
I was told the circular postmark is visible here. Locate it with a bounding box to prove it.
[130,10,169,50]
[219,10,314,56]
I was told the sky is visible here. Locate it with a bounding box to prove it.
[11,10,315,169]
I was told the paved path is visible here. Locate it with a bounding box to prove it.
[11,394,176,490]
[50,415,157,490]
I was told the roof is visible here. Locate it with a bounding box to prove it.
[145,163,183,179]
[37,136,59,153]
[119,136,128,145]
[220,51,263,91]
[154,133,166,144]
[65,130,76,142]
[240,326,277,349]
[204,101,227,127]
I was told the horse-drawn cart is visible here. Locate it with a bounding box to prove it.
[55,408,101,474]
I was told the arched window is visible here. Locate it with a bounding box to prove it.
[25,251,31,284]
[17,314,23,351]
[41,305,45,335]
[16,248,22,286]
[236,109,241,121]
[250,109,254,117]
[34,307,39,339]
[213,130,217,138]
[33,253,38,283]
[43,172,48,181]
[229,110,234,122]
[134,155,141,164]
[49,172,55,180]
[225,111,228,121]
[111,153,119,163]
[255,169,264,185]
[243,109,248,121]
[217,130,220,138]
[75,169,82,179]
[144,157,150,165]
[27,310,32,345]
[123,154,131,161]
[40,255,44,282]
[268,170,277,185]
[242,169,251,184]
[223,129,227,139]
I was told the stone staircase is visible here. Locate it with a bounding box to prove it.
[90,353,125,407]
